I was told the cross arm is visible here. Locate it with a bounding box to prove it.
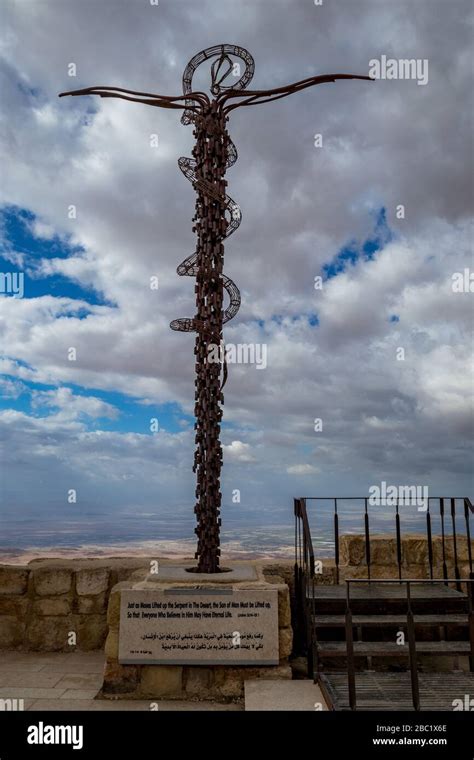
[220,73,374,113]
[58,85,209,110]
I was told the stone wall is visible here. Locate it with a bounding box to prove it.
[337,533,472,581]
[0,535,471,654]
[0,558,156,652]
[0,557,296,654]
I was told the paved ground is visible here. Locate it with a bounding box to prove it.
[0,652,242,711]
[244,679,329,711]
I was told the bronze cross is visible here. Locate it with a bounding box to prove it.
[60,44,372,573]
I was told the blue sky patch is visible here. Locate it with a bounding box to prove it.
[323,207,392,281]
[0,205,113,306]
[0,375,194,434]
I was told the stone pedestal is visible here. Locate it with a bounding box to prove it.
[102,562,292,701]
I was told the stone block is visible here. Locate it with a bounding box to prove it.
[76,569,110,596]
[261,576,292,627]
[213,664,291,700]
[400,563,430,580]
[455,536,473,563]
[340,535,366,566]
[279,627,293,659]
[313,562,337,585]
[435,536,473,565]
[0,616,25,648]
[76,593,107,615]
[115,565,147,583]
[102,662,139,695]
[277,586,291,629]
[33,597,71,616]
[76,614,108,651]
[139,666,183,698]
[106,583,129,629]
[26,616,72,651]
[0,596,29,617]
[369,565,403,580]
[262,563,294,594]
[104,629,119,660]
[33,568,72,597]
[403,535,428,566]
[339,565,371,581]
[370,536,398,566]
[0,566,29,595]
[183,667,213,697]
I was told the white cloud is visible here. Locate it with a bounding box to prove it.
[0,0,472,532]
[223,440,257,463]
[31,387,119,421]
[287,464,318,475]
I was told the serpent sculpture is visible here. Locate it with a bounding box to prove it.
[170,45,254,353]
[59,45,372,572]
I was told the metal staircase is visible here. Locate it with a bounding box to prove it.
[294,497,474,711]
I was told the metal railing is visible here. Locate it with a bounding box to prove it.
[293,498,315,655]
[344,578,474,711]
[295,496,473,587]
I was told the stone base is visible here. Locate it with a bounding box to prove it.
[145,562,258,583]
[102,562,292,701]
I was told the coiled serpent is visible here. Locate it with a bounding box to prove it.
[170,45,255,345]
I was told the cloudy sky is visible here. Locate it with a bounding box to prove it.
[0,0,472,553]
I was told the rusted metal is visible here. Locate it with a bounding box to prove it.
[395,499,402,581]
[440,497,448,584]
[465,498,474,577]
[60,46,372,572]
[406,582,420,711]
[426,503,434,579]
[345,582,357,710]
[451,497,462,591]
[297,496,472,582]
[364,497,371,580]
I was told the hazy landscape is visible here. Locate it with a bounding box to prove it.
[1,499,460,564]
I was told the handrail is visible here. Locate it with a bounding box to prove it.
[406,582,420,711]
[301,497,473,503]
[294,497,315,575]
[344,581,356,709]
[345,578,474,711]
[293,498,315,660]
[301,500,315,576]
[296,496,473,584]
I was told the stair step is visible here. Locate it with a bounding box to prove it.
[307,583,468,602]
[319,671,474,711]
[312,614,469,627]
[316,641,471,657]
[307,584,469,615]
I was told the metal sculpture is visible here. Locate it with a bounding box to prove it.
[60,44,372,573]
